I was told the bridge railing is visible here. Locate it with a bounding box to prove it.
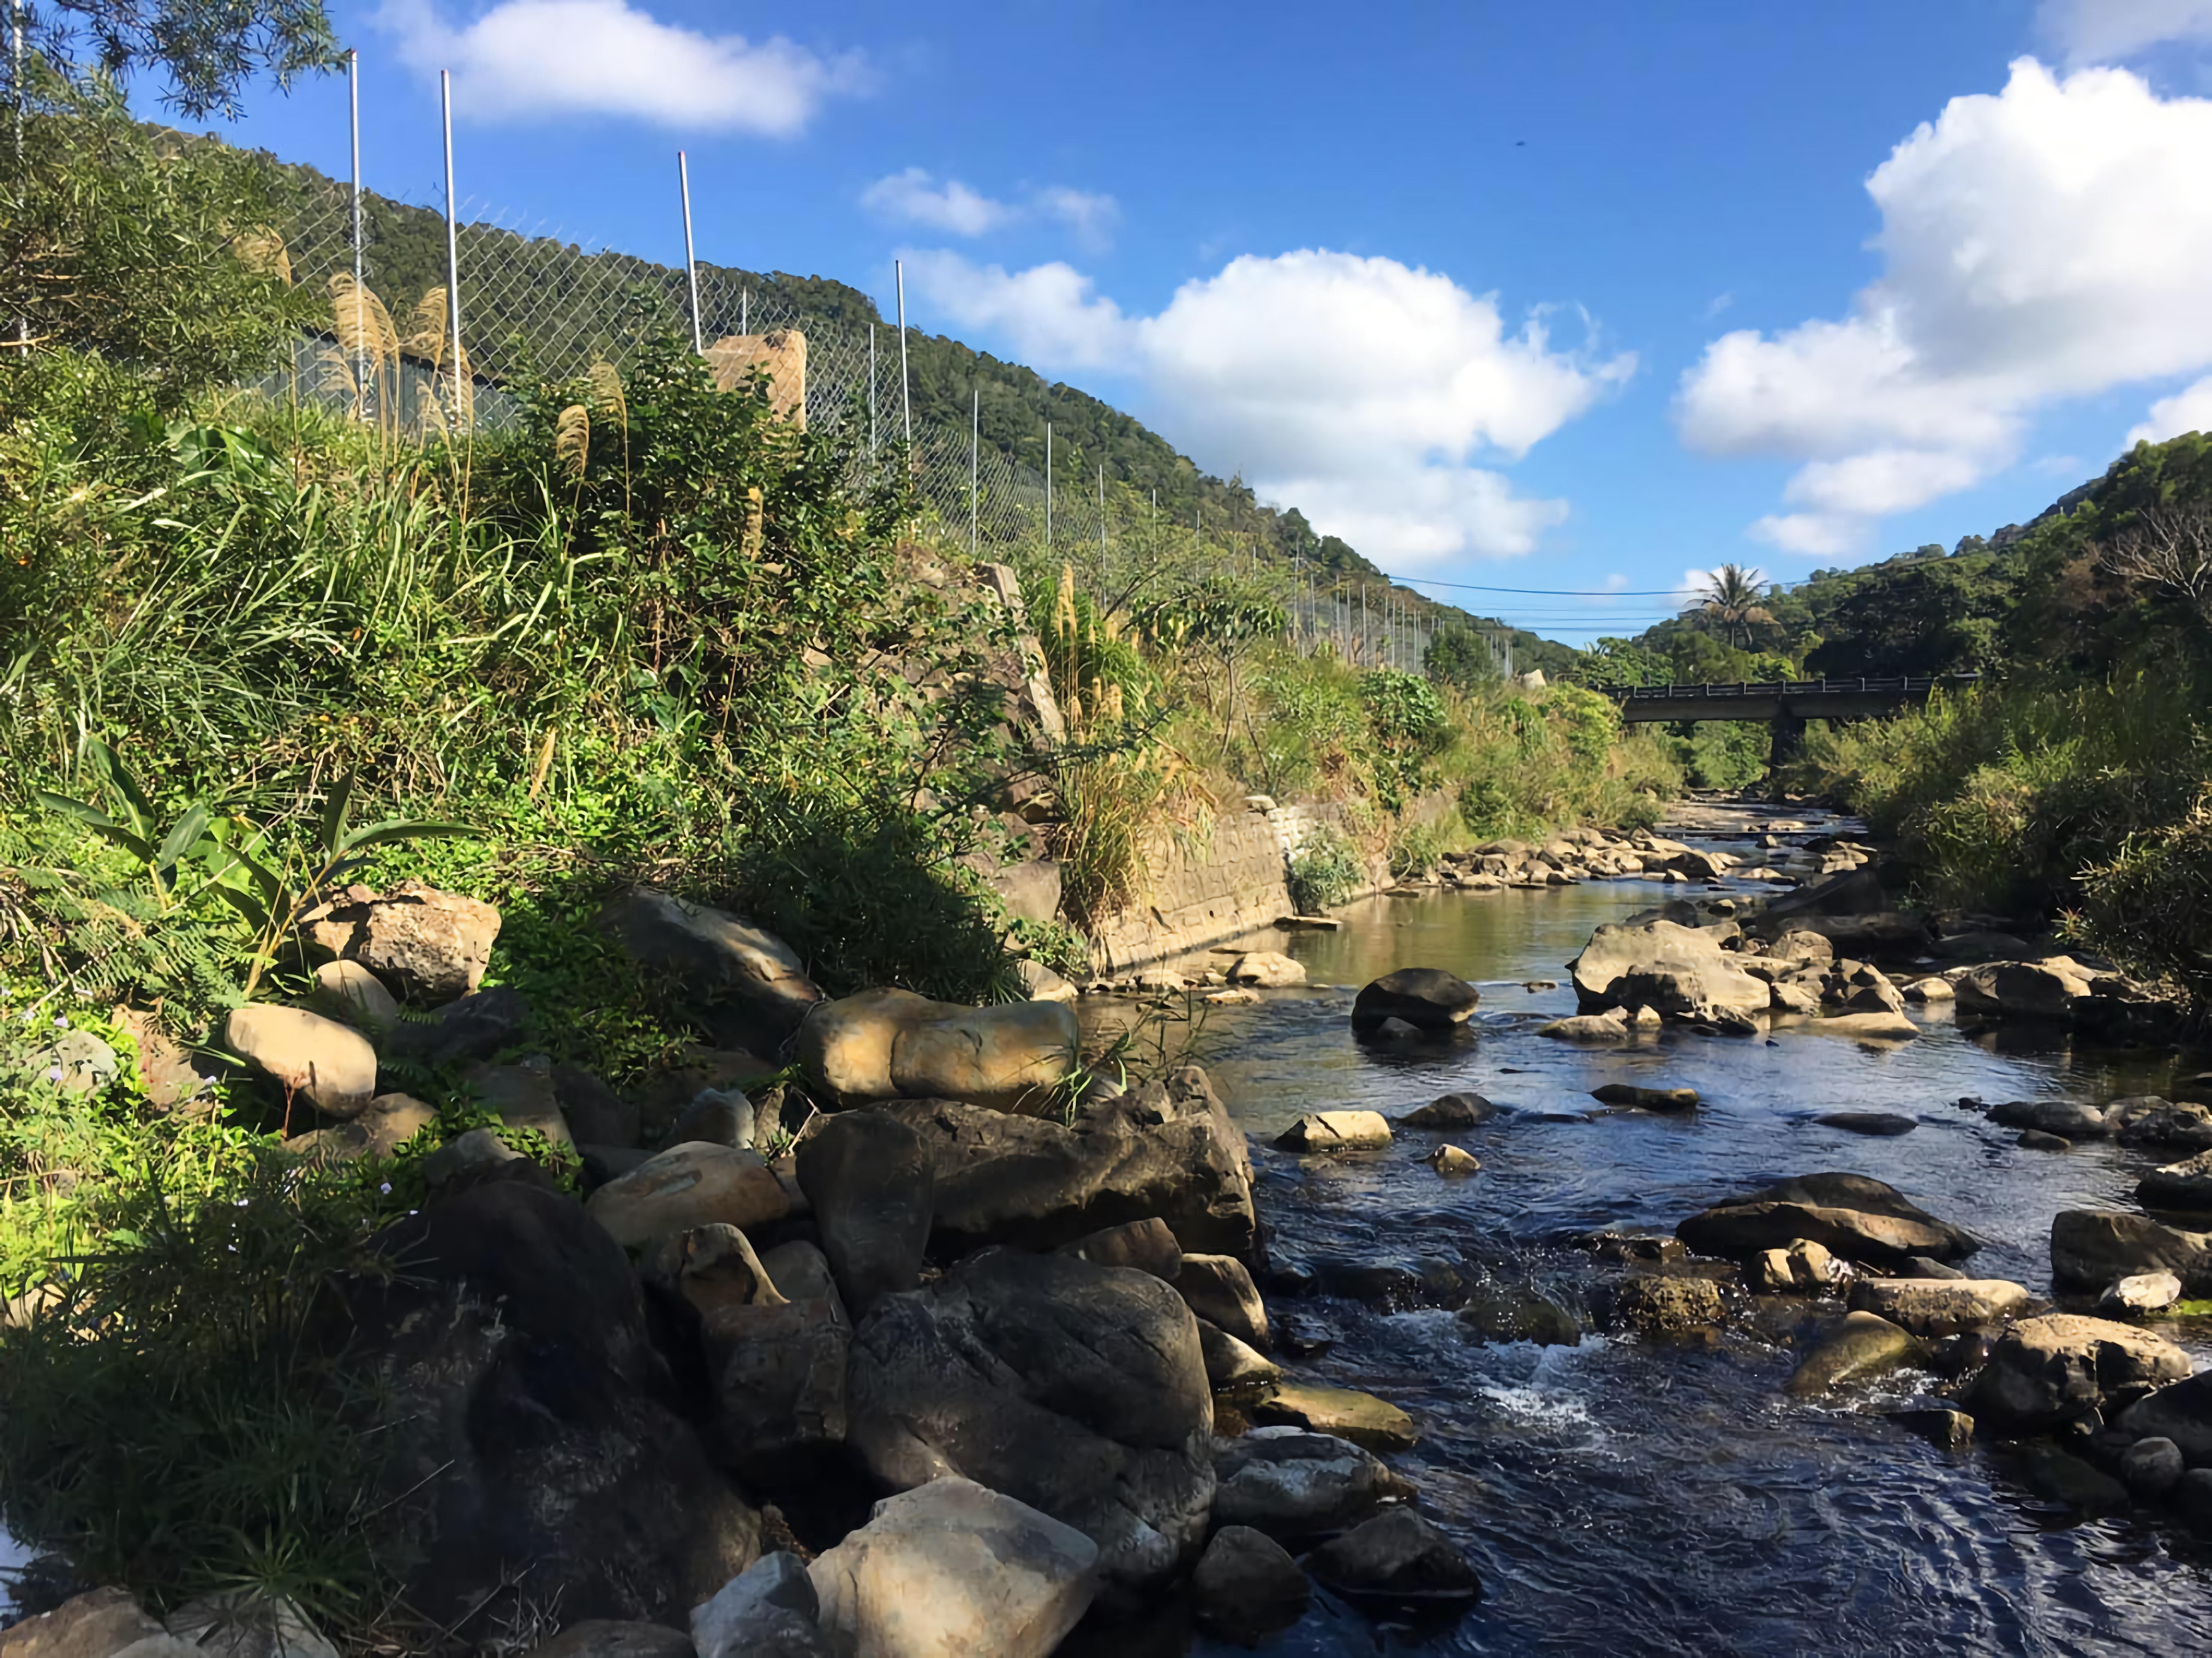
[1613,672,1980,704]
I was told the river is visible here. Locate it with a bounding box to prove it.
[1099,805,2212,1657]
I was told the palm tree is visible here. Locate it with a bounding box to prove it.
[1694,564,1778,649]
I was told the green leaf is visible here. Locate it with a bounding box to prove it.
[207,885,273,934]
[37,791,158,863]
[316,772,355,859]
[337,820,477,854]
[153,805,213,875]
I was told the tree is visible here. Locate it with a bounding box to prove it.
[1692,563,1779,649]
[0,71,303,411]
[5,0,338,119]
[2099,503,2212,621]
[1425,625,1505,691]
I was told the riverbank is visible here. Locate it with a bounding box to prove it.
[1152,800,2212,1654]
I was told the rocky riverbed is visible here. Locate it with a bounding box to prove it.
[14,802,2212,1656]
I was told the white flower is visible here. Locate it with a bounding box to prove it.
[379,1182,392,1195]
[234,1197,249,1208]
[52,1016,67,1028]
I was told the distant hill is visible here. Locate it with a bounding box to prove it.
[1605,433,2211,685]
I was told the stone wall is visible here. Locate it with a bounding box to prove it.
[1086,801,1382,972]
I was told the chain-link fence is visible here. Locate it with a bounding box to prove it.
[251,71,1513,677]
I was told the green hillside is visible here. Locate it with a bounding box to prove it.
[249,148,1585,668]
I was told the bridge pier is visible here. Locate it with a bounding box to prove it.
[1769,712,1808,771]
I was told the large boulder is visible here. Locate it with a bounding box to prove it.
[1568,919,1768,1021]
[1969,1312,2194,1430]
[342,1183,760,1640]
[691,1552,824,1658]
[1274,1110,1392,1151]
[1350,969,1480,1035]
[797,988,1079,1112]
[699,1241,851,1468]
[808,1478,1099,1658]
[795,1111,934,1318]
[1784,1312,1920,1395]
[302,880,499,1005]
[1953,961,2092,1023]
[1848,1278,2035,1337]
[597,890,822,1051]
[845,1248,1213,1599]
[2051,1210,2212,1295]
[2110,1096,2212,1152]
[874,1065,1256,1260]
[585,1143,790,1249]
[1175,1254,1269,1350]
[0,1587,168,1655]
[1304,1509,1480,1605]
[2139,1149,2212,1213]
[1192,1526,1310,1639]
[1226,951,1307,988]
[224,1005,378,1119]
[1676,1173,1979,1267]
[2115,1371,2212,1463]
[1209,1428,1415,1537]
[1990,1098,2108,1138]
[375,986,529,1073]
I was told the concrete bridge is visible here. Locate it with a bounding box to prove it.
[1611,673,1981,765]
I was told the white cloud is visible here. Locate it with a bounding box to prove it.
[2129,375,2212,444]
[375,0,865,132]
[1750,513,1869,559]
[1678,57,2212,550]
[1037,187,1120,248]
[863,173,1120,247]
[901,252,1129,368]
[908,247,1632,565]
[861,169,1010,236]
[2038,0,2212,65]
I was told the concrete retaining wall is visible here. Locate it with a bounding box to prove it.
[1086,800,1385,972]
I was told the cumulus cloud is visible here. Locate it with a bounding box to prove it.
[2038,0,2212,65]
[901,252,1129,368]
[861,169,1010,236]
[2129,375,2212,445]
[1678,57,2212,552]
[376,0,865,132]
[862,173,1120,247]
[908,247,1632,564]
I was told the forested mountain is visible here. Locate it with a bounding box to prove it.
[1587,439,2211,686]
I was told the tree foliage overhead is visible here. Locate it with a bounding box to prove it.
[6,0,339,118]
[0,70,303,416]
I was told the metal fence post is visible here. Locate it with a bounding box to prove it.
[1045,422,1052,553]
[868,324,877,457]
[970,386,978,557]
[894,259,911,449]
[677,150,702,354]
[348,49,364,415]
[439,69,464,426]
[1097,461,1105,595]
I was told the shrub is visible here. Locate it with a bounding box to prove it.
[1288,827,1363,913]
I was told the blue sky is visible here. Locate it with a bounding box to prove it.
[180,0,2212,638]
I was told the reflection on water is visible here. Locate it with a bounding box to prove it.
[1098,818,2212,1656]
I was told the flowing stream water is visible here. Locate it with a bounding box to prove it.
[1100,804,2212,1657]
